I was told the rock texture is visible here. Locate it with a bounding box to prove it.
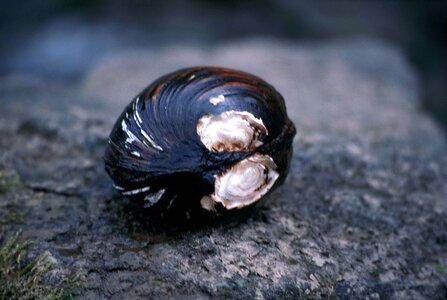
[1,39,446,299]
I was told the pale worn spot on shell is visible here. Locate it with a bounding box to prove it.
[140,128,164,151]
[208,153,279,209]
[113,184,125,191]
[144,188,166,208]
[130,151,141,157]
[196,110,267,152]
[200,195,216,211]
[134,97,143,124]
[122,186,151,196]
[209,95,225,105]
[121,120,140,145]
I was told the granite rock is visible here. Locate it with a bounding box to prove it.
[1,39,446,299]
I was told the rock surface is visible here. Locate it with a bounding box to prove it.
[1,39,446,299]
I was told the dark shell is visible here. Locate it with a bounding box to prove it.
[104,67,296,217]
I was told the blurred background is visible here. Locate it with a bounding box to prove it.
[1,0,446,130]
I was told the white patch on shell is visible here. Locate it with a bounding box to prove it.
[196,110,268,152]
[143,188,166,208]
[203,153,279,210]
[121,120,140,146]
[130,151,141,157]
[122,186,151,196]
[125,96,163,152]
[133,97,163,151]
[113,184,125,191]
[140,129,163,151]
[209,95,225,105]
[200,195,216,212]
[134,97,143,124]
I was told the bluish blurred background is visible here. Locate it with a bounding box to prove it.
[1,0,445,129]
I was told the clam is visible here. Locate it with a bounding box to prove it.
[104,67,296,217]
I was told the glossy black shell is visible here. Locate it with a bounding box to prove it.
[104,67,296,216]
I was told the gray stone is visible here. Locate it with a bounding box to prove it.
[1,39,446,299]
